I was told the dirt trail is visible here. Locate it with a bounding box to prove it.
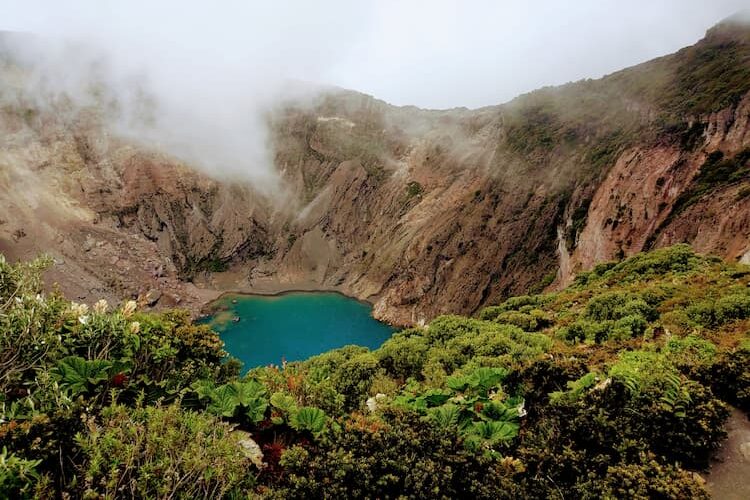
[704,407,750,499]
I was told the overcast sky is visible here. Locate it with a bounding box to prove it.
[1,0,747,109]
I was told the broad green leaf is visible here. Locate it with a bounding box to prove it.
[244,398,268,423]
[481,401,521,422]
[466,420,519,445]
[422,390,452,407]
[290,407,326,434]
[207,384,240,417]
[229,380,266,406]
[446,375,470,392]
[53,356,112,395]
[428,404,461,429]
[192,379,217,400]
[471,367,508,393]
[270,392,298,414]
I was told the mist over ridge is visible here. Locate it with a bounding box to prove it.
[0,1,748,186]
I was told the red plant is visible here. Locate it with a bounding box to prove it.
[286,374,302,393]
[263,442,285,463]
[111,372,128,387]
[261,441,287,479]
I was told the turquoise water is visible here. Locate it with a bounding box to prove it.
[203,292,395,369]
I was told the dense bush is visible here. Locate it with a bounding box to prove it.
[331,351,380,410]
[2,245,749,497]
[710,344,750,412]
[76,402,255,498]
[265,408,524,499]
[574,244,700,286]
[688,290,750,328]
[575,454,710,500]
[377,330,430,379]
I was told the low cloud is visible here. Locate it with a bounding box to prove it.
[0,1,369,188]
[0,1,746,186]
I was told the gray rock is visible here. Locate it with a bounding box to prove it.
[82,238,94,252]
[146,289,162,306]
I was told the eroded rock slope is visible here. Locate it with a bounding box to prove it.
[1,18,750,325]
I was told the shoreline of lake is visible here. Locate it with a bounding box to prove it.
[202,288,377,313]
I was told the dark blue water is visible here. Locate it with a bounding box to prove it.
[203,292,395,368]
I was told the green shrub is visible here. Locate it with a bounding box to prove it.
[405,181,424,198]
[377,330,430,379]
[427,315,488,342]
[577,453,710,499]
[579,244,699,286]
[267,408,523,499]
[660,309,698,335]
[559,317,648,344]
[479,295,547,320]
[0,256,67,391]
[688,291,750,327]
[304,345,370,381]
[710,345,750,412]
[560,319,610,343]
[585,292,655,322]
[332,352,381,410]
[715,292,750,322]
[492,310,552,332]
[0,447,48,499]
[611,314,648,339]
[74,402,255,498]
[445,322,551,366]
[665,335,718,369]
[549,372,600,404]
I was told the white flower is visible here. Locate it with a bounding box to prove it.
[78,315,90,325]
[366,397,378,412]
[130,321,141,334]
[122,300,137,318]
[93,299,109,314]
[365,394,387,412]
[70,302,89,316]
[35,293,44,303]
[517,401,527,418]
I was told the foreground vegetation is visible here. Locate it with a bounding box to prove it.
[1,245,749,498]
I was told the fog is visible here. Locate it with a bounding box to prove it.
[0,0,747,184]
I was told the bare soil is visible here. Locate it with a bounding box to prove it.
[703,407,750,500]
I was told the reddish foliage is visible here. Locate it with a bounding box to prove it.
[261,441,286,479]
[111,372,128,387]
[286,374,302,393]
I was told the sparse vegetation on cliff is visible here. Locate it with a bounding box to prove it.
[2,245,748,498]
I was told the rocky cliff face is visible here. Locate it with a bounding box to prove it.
[567,92,750,283]
[1,18,750,325]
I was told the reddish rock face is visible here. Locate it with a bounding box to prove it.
[566,93,750,287]
[1,20,750,326]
